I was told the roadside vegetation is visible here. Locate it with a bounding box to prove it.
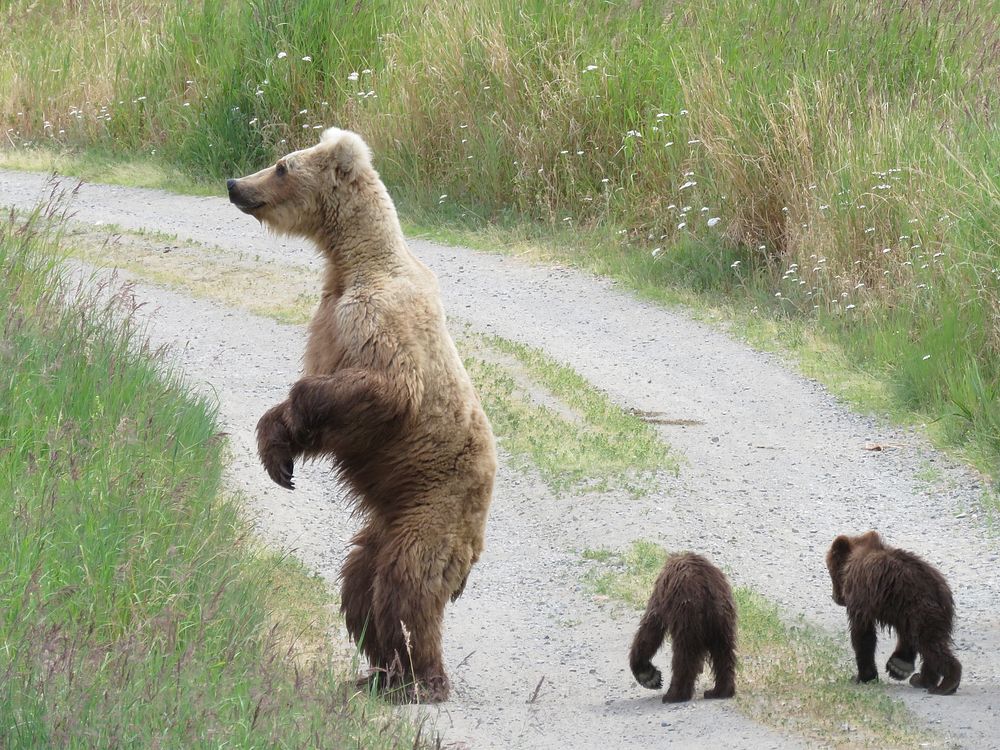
[0,205,425,747]
[1,0,998,479]
[583,542,940,749]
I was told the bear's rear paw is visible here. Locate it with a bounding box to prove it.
[909,672,938,689]
[886,656,916,680]
[928,676,959,696]
[633,665,662,690]
[663,688,694,703]
[703,685,735,700]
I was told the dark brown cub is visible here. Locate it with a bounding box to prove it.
[826,531,961,695]
[629,552,737,703]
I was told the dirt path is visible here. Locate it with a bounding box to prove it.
[3,170,998,748]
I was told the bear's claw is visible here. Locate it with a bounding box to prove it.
[268,458,295,490]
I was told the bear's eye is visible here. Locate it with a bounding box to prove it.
[275,162,287,177]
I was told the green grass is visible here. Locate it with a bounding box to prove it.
[584,542,940,749]
[1,0,998,483]
[0,147,216,196]
[0,208,425,747]
[462,333,677,492]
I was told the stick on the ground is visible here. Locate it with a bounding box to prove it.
[527,675,545,704]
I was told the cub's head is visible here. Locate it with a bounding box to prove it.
[825,530,883,606]
[226,127,373,238]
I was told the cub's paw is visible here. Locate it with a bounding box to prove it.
[256,402,297,490]
[662,687,693,703]
[886,656,916,680]
[633,664,662,690]
[929,676,959,696]
[854,669,879,684]
[703,685,736,700]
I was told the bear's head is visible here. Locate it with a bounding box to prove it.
[227,127,373,239]
[826,530,884,606]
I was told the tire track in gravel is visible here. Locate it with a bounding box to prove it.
[3,170,998,748]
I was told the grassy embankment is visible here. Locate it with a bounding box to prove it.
[0,205,425,747]
[584,542,940,750]
[1,0,998,484]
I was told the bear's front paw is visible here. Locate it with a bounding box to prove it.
[855,668,879,684]
[257,402,297,490]
[886,655,916,680]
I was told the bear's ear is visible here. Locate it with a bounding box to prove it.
[319,127,373,182]
[830,535,852,556]
[859,530,882,546]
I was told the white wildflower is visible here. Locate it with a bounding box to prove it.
[707,217,721,227]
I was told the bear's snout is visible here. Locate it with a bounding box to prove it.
[227,178,265,214]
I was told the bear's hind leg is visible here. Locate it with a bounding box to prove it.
[663,637,704,703]
[920,645,961,695]
[340,526,381,670]
[372,542,451,703]
[703,638,736,700]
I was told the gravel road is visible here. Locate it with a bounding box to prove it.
[2,169,997,749]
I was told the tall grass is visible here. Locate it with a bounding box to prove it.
[0,201,424,747]
[1,0,998,473]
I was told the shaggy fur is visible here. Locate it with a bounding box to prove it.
[826,531,961,695]
[228,128,497,703]
[629,552,737,703]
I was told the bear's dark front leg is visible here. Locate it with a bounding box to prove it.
[850,619,879,683]
[256,368,409,489]
[886,635,917,680]
[629,611,666,691]
[256,400,299,489]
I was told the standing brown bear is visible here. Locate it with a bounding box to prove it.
[629,552,737,703]
[227,127,497,703]
[826,531,961,695]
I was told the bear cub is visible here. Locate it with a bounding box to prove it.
[826,531,961,695]
[630,552,737,703]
